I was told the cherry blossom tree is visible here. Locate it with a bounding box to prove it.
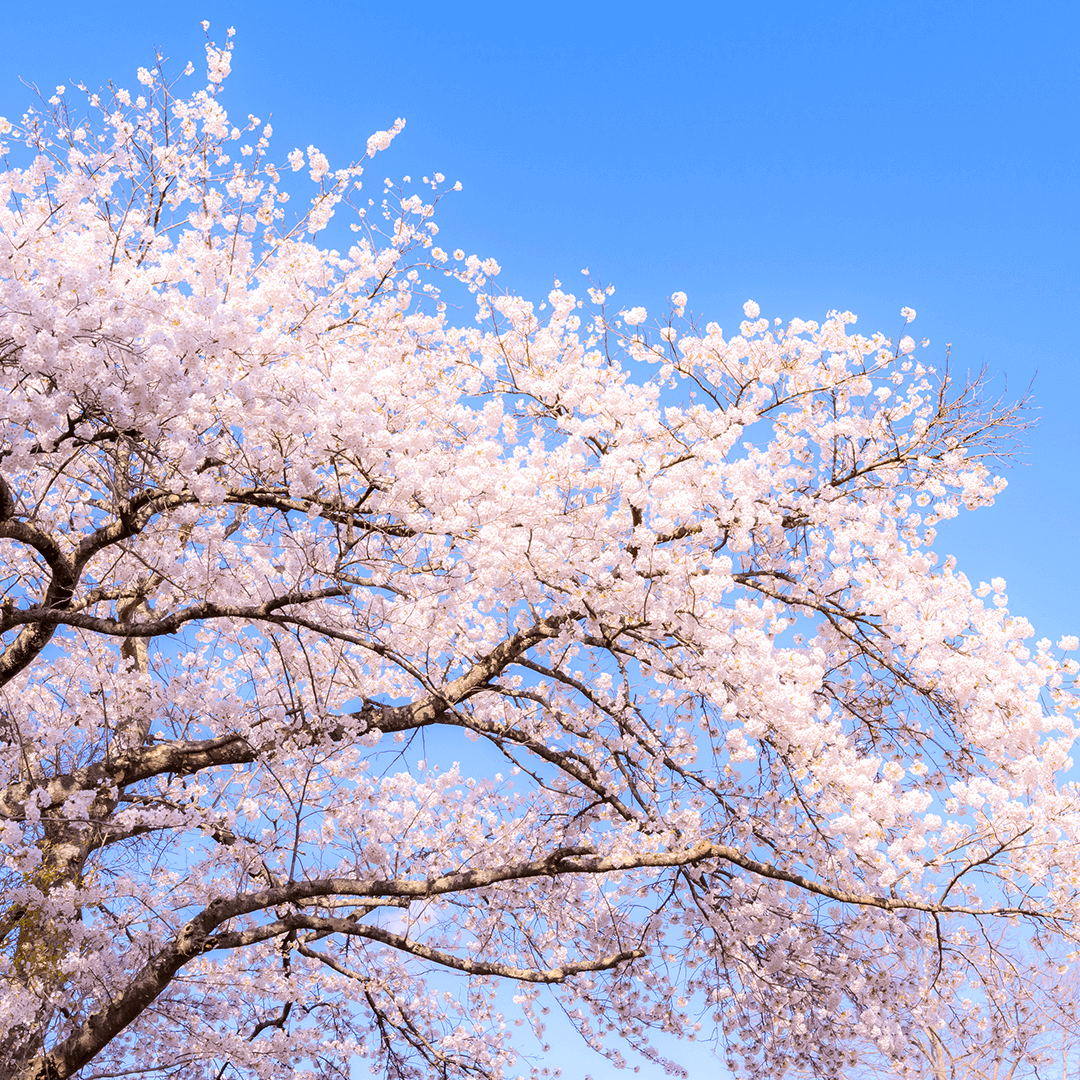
[1,30,1079,1080]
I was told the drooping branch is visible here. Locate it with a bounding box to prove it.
[289,918,647,983]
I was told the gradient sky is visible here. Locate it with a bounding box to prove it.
[2,1,1077,1075]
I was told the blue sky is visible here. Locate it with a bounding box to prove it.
[2,1,1077,1075]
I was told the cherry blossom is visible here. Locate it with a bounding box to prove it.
[0,34,1078,1080]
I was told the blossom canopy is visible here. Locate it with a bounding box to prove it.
[0,32,1078,1080]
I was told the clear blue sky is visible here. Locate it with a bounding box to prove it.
[3,1,1077,1075]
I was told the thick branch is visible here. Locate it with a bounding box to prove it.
[0,518,78,686]
[21,898,233,1080]
[1,587,347,637]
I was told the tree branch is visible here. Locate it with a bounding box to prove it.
[290,919,646,983]
[1,587,348,637]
